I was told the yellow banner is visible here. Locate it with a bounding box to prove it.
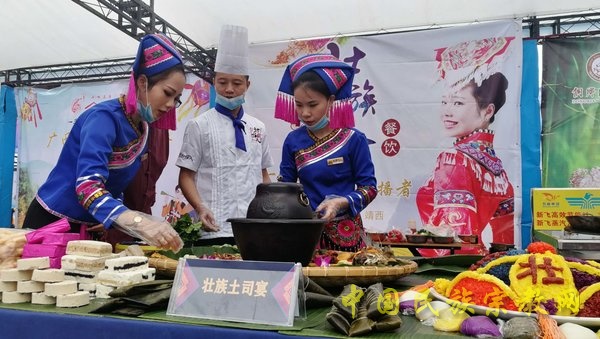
[532,188,600,230]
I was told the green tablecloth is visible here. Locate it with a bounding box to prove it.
[0,253,477,338]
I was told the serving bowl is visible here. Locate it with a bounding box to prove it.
[406,234,429,244]
[458,234,479,244]
[368,233,388,242]
[489,242,515,253]
[431,235,454,244]
[227,218,326,266]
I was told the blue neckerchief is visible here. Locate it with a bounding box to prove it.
[215,103,247,151]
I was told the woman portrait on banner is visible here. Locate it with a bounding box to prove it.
[275,54,378,252]
[416,38,516,256]
[22,34,185,252]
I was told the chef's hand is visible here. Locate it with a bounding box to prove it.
[197,204,219,232]
[113,210,183,253]
[315,197,349,222]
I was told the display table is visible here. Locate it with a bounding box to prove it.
[0,252,476,338]
[0,298,467,339]
[0,302,323,339]
[0,268,468,338]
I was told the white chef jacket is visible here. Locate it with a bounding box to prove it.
[176,108,274,239]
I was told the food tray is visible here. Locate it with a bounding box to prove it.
[302,259,418,287]
[429,287,600,327]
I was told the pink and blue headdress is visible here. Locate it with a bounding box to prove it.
[125,33,183,130]
[274,54,355,129]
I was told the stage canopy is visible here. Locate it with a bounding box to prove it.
[1,0,599,71]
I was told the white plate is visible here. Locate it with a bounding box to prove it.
[429,288,600,327]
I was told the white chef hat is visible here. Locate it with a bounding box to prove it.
[214,24,249,75]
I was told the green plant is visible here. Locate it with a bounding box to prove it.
[172,214,202,247]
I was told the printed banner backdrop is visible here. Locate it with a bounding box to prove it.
[15,20,523,249]
[542,38,600,188]
[246,20,523,248]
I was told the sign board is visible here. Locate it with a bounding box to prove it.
[531,188,600,230]
[166,259,301,326]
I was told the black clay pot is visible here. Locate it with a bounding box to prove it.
[227,218,326,266]
[246,183,314,219]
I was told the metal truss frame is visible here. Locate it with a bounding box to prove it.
[523,11,600,38]
[3,9,600,87]
[72,0,216,79]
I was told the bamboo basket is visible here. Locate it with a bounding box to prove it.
[302,258,418,287]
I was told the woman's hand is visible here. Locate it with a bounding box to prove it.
[113,210,184,252]
[316,197,349,221]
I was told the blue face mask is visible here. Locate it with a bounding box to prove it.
[305,114,330,132]
[137,80,156,123]
[137,100,156,123]
[216,93,245,110]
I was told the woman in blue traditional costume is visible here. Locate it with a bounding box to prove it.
[22,34,185,252]
[275,54,378,252]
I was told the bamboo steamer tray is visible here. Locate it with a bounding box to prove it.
[149,253,418,285]
[302,258,418,287]
[148,255,179,277]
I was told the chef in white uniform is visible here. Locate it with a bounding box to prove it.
[176,24,273,245]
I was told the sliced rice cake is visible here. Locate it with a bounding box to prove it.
[32,268,65,282]
[66,240,113,257]
[56,291,90,308]
[16,256,50,270]
[104,256,148,272]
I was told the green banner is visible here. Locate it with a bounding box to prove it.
[542,38,600,187]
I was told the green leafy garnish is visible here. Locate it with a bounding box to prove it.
[171,214,202,247]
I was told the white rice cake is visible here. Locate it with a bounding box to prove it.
[63,269,98,283]
[31,292,56,305]
[17,280,45,293]
[16,257,50,270]
[45,280,78,296]
[95,284,115,299]
[2,291,31,303]
[104,256,148,272]
[56,291,90,308]
[32,268,65,282]
[78,282,96,298]
[61,254,113,272]
[0,269,33,282]
[66,240,113,257]
[97,267,156,287]
[0,281,17,292]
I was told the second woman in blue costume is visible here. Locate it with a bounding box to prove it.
[275,54,378,252]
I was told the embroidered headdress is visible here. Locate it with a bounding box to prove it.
[435,37,515,91]
[125,33,183,130]
[274,53,355,128]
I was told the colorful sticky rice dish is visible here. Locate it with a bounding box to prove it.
[578,282,600,317]
[565,257,600,290]
[435,242,600,317]
[444,271,519,311]
[472,249,526,286]
[508,252,578,316]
